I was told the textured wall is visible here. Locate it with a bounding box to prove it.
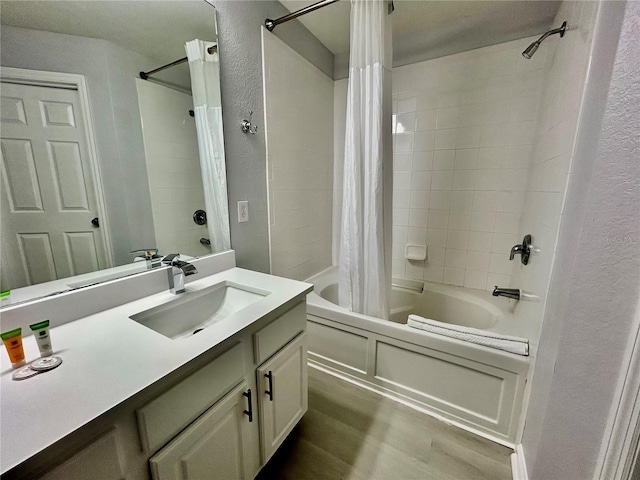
[522,1,640,478]
[209,0,333,273]
[263,31,334,280]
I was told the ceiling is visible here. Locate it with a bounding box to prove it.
[279,0,561,56]
[0,1,217,64]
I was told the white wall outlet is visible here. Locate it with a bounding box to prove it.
[237,201,249,223]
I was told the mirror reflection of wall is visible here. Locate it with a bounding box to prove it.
[136,79,211,258]
[0,1,229,302]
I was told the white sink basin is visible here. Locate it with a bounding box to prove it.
[130,281,269,339]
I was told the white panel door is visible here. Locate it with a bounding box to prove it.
[0,81,109,289]
[257,332,308,463]
[149,381,257,480]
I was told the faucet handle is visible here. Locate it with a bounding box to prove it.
[162,253,181,265]
[131,248,159,260]
[509,234,532,265]
[509,245,523,260]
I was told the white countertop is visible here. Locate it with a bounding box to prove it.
[0,267,312,474]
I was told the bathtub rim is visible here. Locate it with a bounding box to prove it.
[306,266,529,369]
[316,267,507,322]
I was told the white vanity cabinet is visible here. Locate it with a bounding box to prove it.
[38,429,124,480]
[257,333,308,463]
[149,382,256,480]
[4,299,308,480]
[144,308,307,480]
[136,343,246,456]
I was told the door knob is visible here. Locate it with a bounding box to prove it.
[91,217,99,227]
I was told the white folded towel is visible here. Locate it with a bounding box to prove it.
[407,314,529,356]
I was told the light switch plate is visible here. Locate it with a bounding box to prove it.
[237,201,249,223]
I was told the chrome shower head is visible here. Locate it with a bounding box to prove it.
[522,42,540,59]
[522,21,567,59]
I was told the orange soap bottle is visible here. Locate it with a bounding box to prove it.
[1,328,26,369]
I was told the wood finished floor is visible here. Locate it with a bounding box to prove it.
[257,367,513,480]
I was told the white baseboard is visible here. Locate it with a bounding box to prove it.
[511,444,529,480]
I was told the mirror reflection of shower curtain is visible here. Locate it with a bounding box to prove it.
[339,0,389,319]
[185,39,230,252]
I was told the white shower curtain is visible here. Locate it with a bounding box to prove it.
[338,0,389,319]
[185,40,230,252]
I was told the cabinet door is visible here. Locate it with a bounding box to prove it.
[149,381,256,480]
[257,332,308,463]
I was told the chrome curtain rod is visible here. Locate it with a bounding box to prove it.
[265,0,394,32]
[265,0,340,32]
[140,45,217,80]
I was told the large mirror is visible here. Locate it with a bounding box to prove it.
[0,1,229,306]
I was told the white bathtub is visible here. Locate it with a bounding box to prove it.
[305,266,530,444]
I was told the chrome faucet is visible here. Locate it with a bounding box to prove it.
[492,286,521,301]
[162,254,198,294]
[130,248,163,269]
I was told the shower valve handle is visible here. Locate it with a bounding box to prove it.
[510,234,532,265]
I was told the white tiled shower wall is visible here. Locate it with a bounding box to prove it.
[136,79,211,257]
[332,78,348,265]
[263,31,334,281]
[333,38,547,289]
[390,37,547,290]
[511,1,599,346]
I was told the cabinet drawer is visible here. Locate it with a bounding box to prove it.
[137,342,245,454]
[253,302,305,364]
